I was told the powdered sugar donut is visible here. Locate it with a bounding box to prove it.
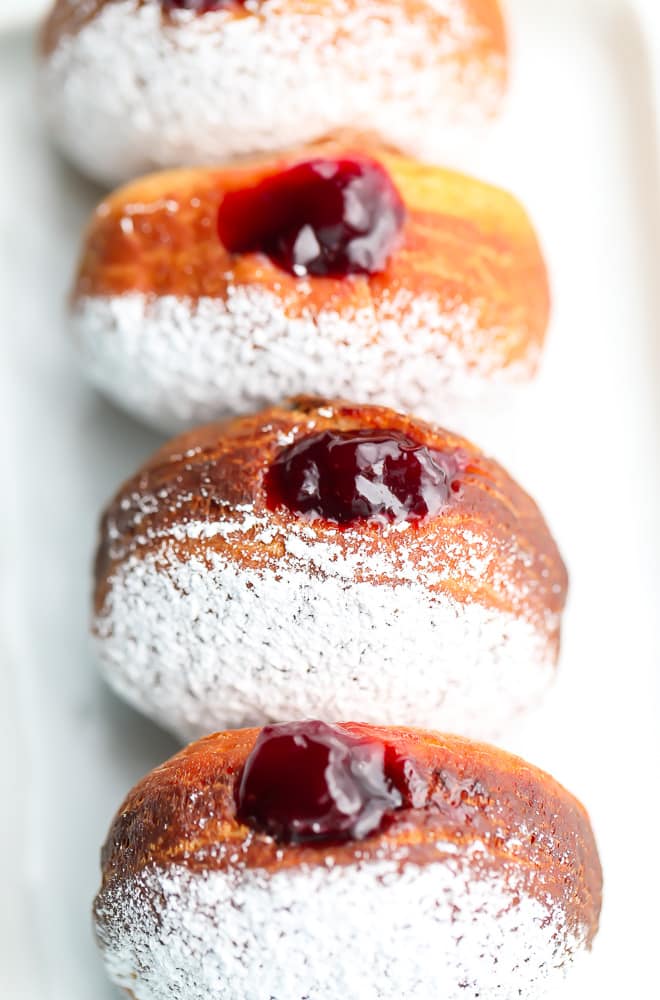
[71,146,549,433]
[93,398,568,741]
[40,0,508,187]
[94,722,602,1000]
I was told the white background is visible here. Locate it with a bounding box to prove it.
[1,0,659,997]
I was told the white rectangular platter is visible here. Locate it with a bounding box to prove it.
[1,0,659,996]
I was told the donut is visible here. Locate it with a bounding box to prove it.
[94,721,602,999]
[93,397,568,741]
[71,146,549,432]
[40,0,508,186]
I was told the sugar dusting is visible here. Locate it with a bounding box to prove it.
[95,851,584,999]
[40,0,506,186]
[72,290,535,433]
[94,507,558,741]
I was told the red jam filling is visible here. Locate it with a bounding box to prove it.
[217,157,406,277]
[235,721,424,844]
[161,1,243,11]
[264,429,461,527]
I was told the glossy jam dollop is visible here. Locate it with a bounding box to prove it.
[217,157,406,277]
[264,429,460,526]
[235,721,421,844]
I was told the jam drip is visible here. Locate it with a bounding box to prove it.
[217,157,406,277]
[236,721,422,844]
[265,429,460,526]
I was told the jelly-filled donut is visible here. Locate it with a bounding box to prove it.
[93,397,568,740]
[94,723,602,1000]
[71,147,549,432]
[40,0,508,186]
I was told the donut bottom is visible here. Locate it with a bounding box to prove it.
[95,549,558,742]
[72,293,535,435]
[94,855,583,1000]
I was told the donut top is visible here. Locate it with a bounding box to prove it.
[236,720,422,843]
[98,724,602,946]
[94,398,568,628]
[72,147,549,370]
[216,156,406,277]
[264,428,461,526]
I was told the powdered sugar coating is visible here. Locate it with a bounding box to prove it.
[95,852,584,999]
[40,0,506,187]
[72,291,535,433]
[94,508,558,741]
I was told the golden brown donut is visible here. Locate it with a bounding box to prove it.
[70,145,549,432]
[40,0,508,186]
[94,722,602,999]
[93,397,567,740]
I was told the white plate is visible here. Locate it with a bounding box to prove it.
[1,0,659,996]
[0,0,49,32]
